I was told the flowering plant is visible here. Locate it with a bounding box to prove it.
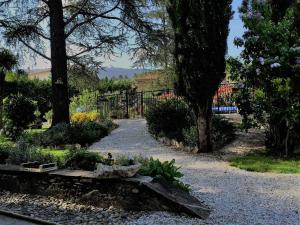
[228,1,300,156]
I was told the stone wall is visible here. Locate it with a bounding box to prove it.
[0,168,210,219]
[0,169,169,211]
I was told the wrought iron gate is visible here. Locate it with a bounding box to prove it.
[97,84,239,119]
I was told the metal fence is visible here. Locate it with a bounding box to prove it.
[97,83,239,119]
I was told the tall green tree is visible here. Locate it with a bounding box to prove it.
[167,0,232,152]
[0,48,17,129]
[230,0,300,156]
[0,0,154,126]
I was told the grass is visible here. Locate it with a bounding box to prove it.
[40,148,69,161]
[229,154,300,174]
[0,135,13,147]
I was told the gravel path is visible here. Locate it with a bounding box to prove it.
[90,119,300,225]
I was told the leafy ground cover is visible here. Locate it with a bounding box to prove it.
[230,154,300,174]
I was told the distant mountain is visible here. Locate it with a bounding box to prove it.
[98,67,149,79]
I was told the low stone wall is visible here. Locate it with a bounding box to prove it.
[0,168,210,219]
[0,169,166,211]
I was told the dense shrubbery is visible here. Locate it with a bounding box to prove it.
[65,149,104,171]
[35,121,114,147]
[1,94,36,139]
[145,99,193,141]
[0,140,55,165]
[3,94,36,128]
[145,99,235,150]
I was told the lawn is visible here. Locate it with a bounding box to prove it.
[230,154,300,174]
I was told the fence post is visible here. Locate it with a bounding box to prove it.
[217,88,220,113]
[125,90,129,118]
[141,91,144,117]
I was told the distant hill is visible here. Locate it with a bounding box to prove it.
[98,67,150,79]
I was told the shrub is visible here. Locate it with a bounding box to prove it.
[3,139,55,165]
[138,157,191,192]
[37,120,114,147]
[70,112,101,124]
[183,115,236,150]
[70,90,99,114]
[64,149,104,171]
[212,115,236,149]
[71,122,109,146]
[146,99,236,150]
[0,119,24,140]
[3,94,36,129]
[145,99,192,141]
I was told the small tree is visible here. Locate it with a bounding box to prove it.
[167,0,232,152]
[0,48,17,129]
[229,0,300,156]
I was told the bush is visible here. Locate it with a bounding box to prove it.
[64,149,104,171]
[139,157,191,192]
[146,99,236,150]
[0,119,24,140]
[1,139,55,165]
[71,112,101,123]
[37,120,114,147]
[145,99,192,141]
[70,90,99,114]
[183,115,236,149]
[3,94,36,129]
[212,115,236,149]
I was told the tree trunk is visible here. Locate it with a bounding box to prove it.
[48,0,70,126]
[0,71,5,129]
[193,100,213,153]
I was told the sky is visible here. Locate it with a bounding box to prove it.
[26,0,245,70]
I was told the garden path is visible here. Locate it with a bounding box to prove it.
[89,119,300,225]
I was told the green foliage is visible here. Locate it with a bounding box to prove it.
[70,90,99,114]
[145,99,192,141]
[229,1,300,156]
[68,65,100,92]
[98,77,135,94]
[182,126,198,147]
[182,116,236,150]
[146,99,235,150]
[37,120,114,147]
[229,154,300,174]
[65,149,104,171]
[211,115,236,149]
[139,157,191,192]
[1,119,24,140]
[0,139,55,165]
[1,94,36,139]
[3,94,36,129]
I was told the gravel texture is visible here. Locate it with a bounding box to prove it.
[89,119,300,225]
[0,191,143,225]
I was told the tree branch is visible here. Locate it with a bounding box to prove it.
[65,0,121,38]
[18,38,51,61]
[64,0,89,26]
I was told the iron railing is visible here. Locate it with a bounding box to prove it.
[97,83,239,119]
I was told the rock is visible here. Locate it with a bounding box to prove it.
[82,190,100,200]
[131,188,139,194]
